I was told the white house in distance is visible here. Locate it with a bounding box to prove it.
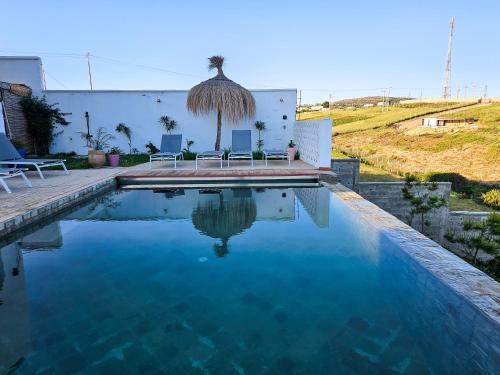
[0,56,332,169]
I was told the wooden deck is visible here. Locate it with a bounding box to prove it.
[118,168,319,179]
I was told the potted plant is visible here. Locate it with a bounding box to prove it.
[79,127,114,168]
[287,140,296,161]
[254,120,266,151]
[108,146,121,167]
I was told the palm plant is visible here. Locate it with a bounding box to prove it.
[115,123,132,154]
[78,127,114,151]
[159,115,177,134]
[254,120,266,151]
[187,56,256,151]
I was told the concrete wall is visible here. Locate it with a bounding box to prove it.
[358,182,451,241]
[293,118,331,168]
[45,89,296,155]
[331,158,360,190]
[0,57,44,94]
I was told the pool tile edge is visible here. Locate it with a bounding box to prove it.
[321,181,500,326]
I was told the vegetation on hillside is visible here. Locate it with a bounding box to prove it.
[328,101,499,211]
[330,102,499,183]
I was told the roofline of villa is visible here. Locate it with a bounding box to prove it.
[43,88,297,94]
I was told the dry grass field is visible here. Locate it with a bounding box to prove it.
[322,102,499,183]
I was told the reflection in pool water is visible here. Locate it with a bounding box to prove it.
[0,187,498,374]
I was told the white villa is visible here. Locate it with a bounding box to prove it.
[0,56,332,169]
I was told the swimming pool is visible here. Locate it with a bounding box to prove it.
[0,187,498,374]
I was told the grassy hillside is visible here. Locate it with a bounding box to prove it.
[331,103,499,183]
[299,102,474,134]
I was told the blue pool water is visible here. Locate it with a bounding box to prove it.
[0,187,498,374]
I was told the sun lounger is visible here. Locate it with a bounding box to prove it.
[0,133,69,179]
[263,149,290,167]
[196,150,224,169]
[227,130,253,167]
[0,167,32,193]
[149,134,183,169]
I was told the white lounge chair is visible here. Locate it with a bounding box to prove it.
[0,168,32,193]
[263,149,290,167]
[149,134,183,169]
[196,150,224,169]
[228,130,253,167]
[0,133,69,179]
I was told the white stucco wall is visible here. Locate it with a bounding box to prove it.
[45,89,296,154]
[0,57,44,94]
[293,118,332,168]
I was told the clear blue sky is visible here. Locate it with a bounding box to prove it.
[2,0,499,103]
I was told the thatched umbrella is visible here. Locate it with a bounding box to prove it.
[192,194,257,257]
[187,56,256,150]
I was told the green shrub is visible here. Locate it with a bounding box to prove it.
[481,189,500,209]
[21,96,69,155]
[420,172,471,193]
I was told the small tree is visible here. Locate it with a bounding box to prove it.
[145,141,159,154]
[446,213,500,266]
[254,120,266,151]
[159,115,177,134]
[322,101,330,108]
[185,139,194,152]
[401,174,447,234]
[115,123,132,154]
[20,96,69,155]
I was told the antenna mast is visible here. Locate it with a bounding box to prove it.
[442,17,454,99]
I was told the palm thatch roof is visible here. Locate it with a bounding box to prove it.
[192,195,257,257]
[187,56,255,122]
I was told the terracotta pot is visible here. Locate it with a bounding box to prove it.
[88,150,106,168]
[108,153,120,167]
[287,147,296,161]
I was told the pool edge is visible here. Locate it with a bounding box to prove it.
[321,180,500,327]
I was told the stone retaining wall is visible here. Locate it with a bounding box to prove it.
[442,211,492,260]
[331,158,360,190]
[358,182,451,241]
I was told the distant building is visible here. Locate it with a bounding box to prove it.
[422,117,476,128]
[363,103,374,107]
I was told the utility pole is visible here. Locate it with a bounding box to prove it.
[442,16,454,99]
[464,84,468,98]
[86,52,93,90]
[381,89,386,112]
[387,87,391,111]
[456,87,461,98]
[484,85,488,98]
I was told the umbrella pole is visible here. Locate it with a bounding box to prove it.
[215,108,222,151]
